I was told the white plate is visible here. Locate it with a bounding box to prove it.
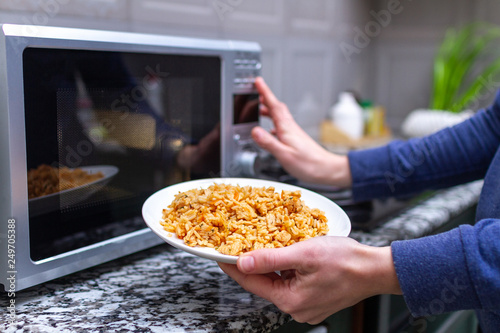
[142,177,351,264]
[28,165,119,216]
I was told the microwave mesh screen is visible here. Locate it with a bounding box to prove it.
[23,47,221,261]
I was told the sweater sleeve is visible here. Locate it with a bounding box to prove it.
[348,92,500,202]
[391,218,500,316]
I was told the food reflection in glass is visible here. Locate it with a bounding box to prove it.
[27,164,104,199]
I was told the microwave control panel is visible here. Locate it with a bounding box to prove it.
[230,51,263,178]
[232,51,261,91]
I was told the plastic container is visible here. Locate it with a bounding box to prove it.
[330,92,364,140]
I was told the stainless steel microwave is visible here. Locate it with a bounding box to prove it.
[0,24,261,291]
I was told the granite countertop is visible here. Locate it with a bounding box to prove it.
[1,180,483,333]
[2,246,289,333]
[349,180,483,246]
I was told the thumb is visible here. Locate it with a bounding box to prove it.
[237,245,301,274]
[251,126,290,157]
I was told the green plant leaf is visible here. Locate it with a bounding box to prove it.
[430,22,500,112]
[450,57,500,112]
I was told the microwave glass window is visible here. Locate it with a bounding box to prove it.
[23,48,221,261]
[233,94,259,124]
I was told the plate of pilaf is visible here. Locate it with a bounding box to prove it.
[28,164,119,216]
[142,178,351,264]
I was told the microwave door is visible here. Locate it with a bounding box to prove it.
[23,48,221,261]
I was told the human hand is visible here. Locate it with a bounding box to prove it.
[218,236,401,324]
[252,77,351,187]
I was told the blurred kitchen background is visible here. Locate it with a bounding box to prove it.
[1,0,499,140]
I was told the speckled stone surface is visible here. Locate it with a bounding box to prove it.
[0,181,483,332]
[1,246,290,333]
[350,180,483,246]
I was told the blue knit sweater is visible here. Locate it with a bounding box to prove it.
[348,91,500,333]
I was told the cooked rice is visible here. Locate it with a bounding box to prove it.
[160,183,328,256]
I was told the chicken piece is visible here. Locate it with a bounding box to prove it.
[275,230,292,245]
[218,240,243,255]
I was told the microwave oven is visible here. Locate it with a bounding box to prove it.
[0,24,261,291]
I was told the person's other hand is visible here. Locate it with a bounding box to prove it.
[176,123,220,173]
[218,236,401,324]
[252,77,351,187]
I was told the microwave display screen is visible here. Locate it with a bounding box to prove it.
[23,48,221,261]
[233,93,259,124]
